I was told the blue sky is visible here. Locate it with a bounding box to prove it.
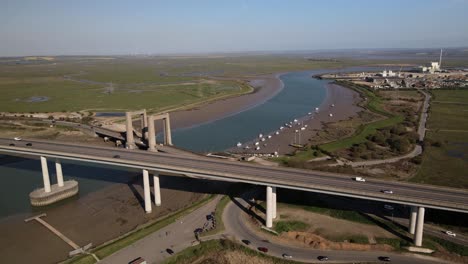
[1,0,467,56]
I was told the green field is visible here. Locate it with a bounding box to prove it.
[0,56,357,113]
[319,82,404,152]
[411,89,468,188]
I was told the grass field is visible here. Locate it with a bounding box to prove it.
[0,56,356,113]
[411,89,468,188]
[319,82,404,152]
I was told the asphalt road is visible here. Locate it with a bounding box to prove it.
[0,138,467,213]
[222,196,451,264]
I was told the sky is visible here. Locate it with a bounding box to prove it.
[1,0,468,56]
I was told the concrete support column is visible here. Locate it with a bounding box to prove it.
[147,116,157,152]
[409,206,417,234]
[40,156,51,193]
[55,159,64,187]
[164,115,173,146]
[125,112,135,149]
[414,207,425,247]
[153,174,161,206]
[266,186,273,228]
[142,111,148,140]
[272,187,277,219]
[143,169,152,213]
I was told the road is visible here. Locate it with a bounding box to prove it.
[100,196,222,264]
[1,138,467,213]
[223,196,451,264]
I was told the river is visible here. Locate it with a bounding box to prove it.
[0,66,386,219]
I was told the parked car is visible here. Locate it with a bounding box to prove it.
[378,256,391,262]
[381,189,393,194]
[282,253,293,259]
[258,247,268,253]
[241,239,251,245]
[445,231,457,237]
[128,257,147,264]
[113,155,120,158]
[384,204,394,210]
[166,248,174,255]
[318,256,329,261]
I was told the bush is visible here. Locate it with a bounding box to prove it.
[411,156,422,164]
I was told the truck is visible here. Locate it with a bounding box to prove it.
[353,177,366,182]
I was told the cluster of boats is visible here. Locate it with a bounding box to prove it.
[235,104,335,152]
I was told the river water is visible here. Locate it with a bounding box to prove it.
[0,67,383,219]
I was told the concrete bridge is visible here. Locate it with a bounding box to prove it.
[1,138,467,247]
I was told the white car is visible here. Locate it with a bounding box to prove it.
[353,177,366,182]
[384,204,394,210]
[381,190,394,194]
[13,137,22,141]
[282,253,293,259]
[445,231,456,237]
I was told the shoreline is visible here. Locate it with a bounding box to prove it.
[169,73,285,131]
[227,80,363,155]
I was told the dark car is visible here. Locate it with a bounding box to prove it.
[241,239,251,245]
[9,143,15,146]
[378,256,391,262]
[258,247,268,253]
[194,228,203,234]
[113,154,120,158]
[128,257,146,264]
[166,248,174,255]
[318,256,329,261]
[26,143,32,146]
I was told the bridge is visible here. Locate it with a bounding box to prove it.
[1,138,467,248]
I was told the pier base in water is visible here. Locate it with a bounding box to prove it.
[29,180,79,206]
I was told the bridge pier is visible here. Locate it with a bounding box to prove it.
[55,159,64,187]
[414,207,425,247]
[143,169,152,213]
[153,174,161,206]
[164,115,173,146]
[141,110,148,140]
[147,116,157,152]
[409,206,417,234]
[40,156,51,193]
[31,157,78,206]
[265,186,277,228]
[272,187,277,219]
[125,112,136,149]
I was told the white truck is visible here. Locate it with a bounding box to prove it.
[353,177,366,182]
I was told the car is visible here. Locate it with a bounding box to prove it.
[14,137,22,141]
[381,189,393,194]
[318,256,329,261]
[113,155,120,158]
[9,143,15,146]
[378,256,391,262]
[166,248,174,255]
[384,204,394,210]
[194,228,203,234]
[445,231,456,237]
[353,177,366,182]
[128,257,147,264]
[26,143,32,146]
[258,247,268,253]
[242,239,251,245]
[282,253,293,259]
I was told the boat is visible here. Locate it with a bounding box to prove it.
[329,113,333,117]
[236,142,242,147]
[275,131,280,135]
